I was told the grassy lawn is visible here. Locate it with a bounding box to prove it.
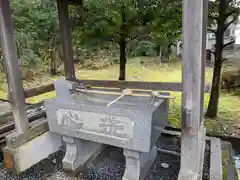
[0,58,239,135]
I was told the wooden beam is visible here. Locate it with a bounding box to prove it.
[78,79,183,92]
[21,80,211,99]
[24,84,54,99]
[57,0,76,81]
[181,0,208,131]
[179,0,208,178]
[0,0,29,134]
[22,81,182,99]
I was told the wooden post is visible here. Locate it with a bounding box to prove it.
[0,0,28,134]
[57,0,76,81]
[179,0,208,179]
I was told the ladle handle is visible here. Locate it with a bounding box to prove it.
[106,94,124,107]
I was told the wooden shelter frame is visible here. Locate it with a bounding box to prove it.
[0,0,209,179]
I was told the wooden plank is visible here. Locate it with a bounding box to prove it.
[0,0,29,134]
[57,0,76,81]
[22,81,182,99]
[0,103,46,135]
[21,80,211,99]
[181,0,207,131]
[223,142,235,180]
[23,81,182,99]
[179,0,208,178]
[209,138,223,180]
[79,80,210,93]
[24,84,54,98]
[79,79,183,91]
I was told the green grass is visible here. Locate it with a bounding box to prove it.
[0,58,239,135]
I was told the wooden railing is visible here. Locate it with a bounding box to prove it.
[23,79,211,99]
[24,84,54,98]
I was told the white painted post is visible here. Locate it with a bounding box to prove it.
[179,0,208,179]
[57,0,76,81]
[0,0,29,134]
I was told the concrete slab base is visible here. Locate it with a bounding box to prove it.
[62,136,105,176]
[178,170,199,180]
[3,131,62,174]
[122,145,157,180]
[209,137,222,180]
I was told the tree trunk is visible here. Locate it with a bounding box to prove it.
[159,48,162,64]
[205,34,224,118]
[205,56,223,118]
[156,44,160,56]
[155,44,162,64]
[166,44,172,60]
[119,34,127,80]
[119,4,127,81]
[206,0,226,118]
[50,51,57,75]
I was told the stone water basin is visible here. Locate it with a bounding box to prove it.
[45,90,168,153]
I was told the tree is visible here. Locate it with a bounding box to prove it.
[148,0,182,62]
[71,0,182,80]
[206,0,240,118]
[11,0,41,65]
[11,0,60,74]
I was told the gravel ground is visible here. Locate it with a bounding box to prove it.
[202,141,210,180]
[0,135,210,180]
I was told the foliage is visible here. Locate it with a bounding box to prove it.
[77,0,182,47]
[148,0,182,58]
[128,40,157,57]
[10,0,59,71]
[70,0,182,79]
[1,0,182,76]
[0,0,183,75]
[14,31,40,66]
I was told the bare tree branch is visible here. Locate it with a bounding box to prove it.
[227,0,235,4]
[225,9,239,19]
[224,19,236,31]
[107,38,119,43]
[127,33,149,42]
[222,58,228,62]
[209,14,218,20]
[84,8,117,26]
[209,49,215,55]
[208,28,217,34]
[223,39,235,49]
